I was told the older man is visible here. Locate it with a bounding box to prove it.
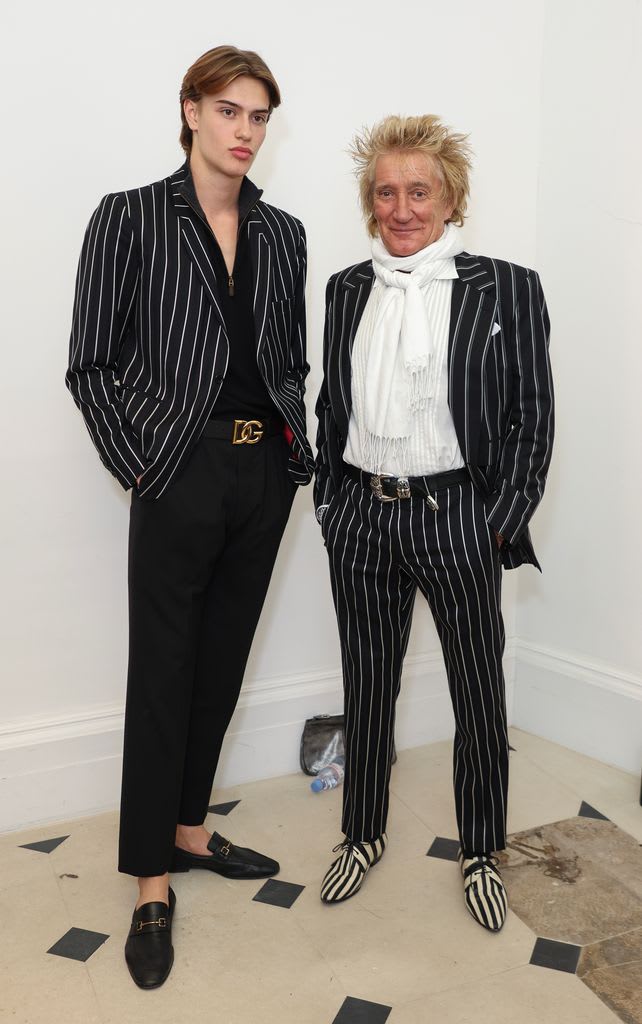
[314,115,553,931]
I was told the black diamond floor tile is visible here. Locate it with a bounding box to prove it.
[426,836,460,862]
[578,801,609,821]
[331,996,392,1023]
[530,936,582,974]
[19,835,69,854]
[252,879,305,909]
[47,927,109,962]
[207,799,241,816]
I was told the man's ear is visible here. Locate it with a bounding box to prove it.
[183,98,199,131]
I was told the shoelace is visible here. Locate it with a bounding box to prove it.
[463,853,501,881]
[332,839,356,854]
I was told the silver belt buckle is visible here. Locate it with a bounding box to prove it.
[370,474,397,502]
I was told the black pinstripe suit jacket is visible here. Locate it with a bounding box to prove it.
[66,164,314,500]
[314,253,554,569]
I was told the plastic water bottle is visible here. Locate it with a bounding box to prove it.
[310,757,345,792]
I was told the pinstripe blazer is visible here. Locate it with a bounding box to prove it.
[314,253,554,569]
[66,164,314,500]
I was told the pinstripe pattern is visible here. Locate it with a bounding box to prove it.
[67,166,314,499]
[315,253,553,569]
[459,853,507,931]
[320,834,386,903]
[322,476,508,853]
[315,250,553,861]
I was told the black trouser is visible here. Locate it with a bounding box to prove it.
[118,426,296,876]
[322,473,508,855]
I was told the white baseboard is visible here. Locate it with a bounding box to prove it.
[3,639,637,834]
[512,640,642,774]
[0,649,468,833]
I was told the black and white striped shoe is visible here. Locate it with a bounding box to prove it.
[320,835,387,903]
[459,852,507,932]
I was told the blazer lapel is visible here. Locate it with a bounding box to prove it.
[169,168,227,334]
[246,214,273,360]
[448,254,498,462]
[334,263,373,440]
[170,168,264,341]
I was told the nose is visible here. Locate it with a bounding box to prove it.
[393,194,412,222]
[235,117,252,141]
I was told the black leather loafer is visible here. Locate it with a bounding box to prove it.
[170,832,279,879]
[124,887,176,989]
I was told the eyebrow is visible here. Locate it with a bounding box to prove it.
[375,180,431,190]
[214,99,270,114]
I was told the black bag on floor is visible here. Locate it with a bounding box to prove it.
[300,714,396,776]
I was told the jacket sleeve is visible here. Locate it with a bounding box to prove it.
[314,276,338,513]
[65,193,147,490]
[287,221,310,385]
[485,269,554,545]
[282,220,314,477]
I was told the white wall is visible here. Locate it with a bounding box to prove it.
[1,0,549,830]
[511,0,642,773]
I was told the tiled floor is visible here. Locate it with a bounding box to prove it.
[1,727,640,1024]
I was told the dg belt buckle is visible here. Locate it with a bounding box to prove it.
[232,419,264,445]
[370,474,411,502]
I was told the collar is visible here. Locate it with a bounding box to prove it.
[170,161,263,225]
[342,252,496,294]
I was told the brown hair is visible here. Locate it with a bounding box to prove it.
[179,45,281,155]
[351,115,473,235]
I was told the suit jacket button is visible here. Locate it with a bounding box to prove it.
[214,374,224,383]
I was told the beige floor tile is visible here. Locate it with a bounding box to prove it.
[0,836,60,894]
[389,741,460,839]
[0,873,71,969]
[294,853,536,1006]
[608,800,642,843]
[507,749,591,835]
[509,728,639,816]
[0,956,104,1024]
[393,964,620,1023]
[88,907,347,1024]
[3,734,637,1024]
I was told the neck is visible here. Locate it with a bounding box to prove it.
[189,150,243,216]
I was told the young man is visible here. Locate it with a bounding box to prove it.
[66,45,313,988]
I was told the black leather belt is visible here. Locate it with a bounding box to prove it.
[344,463,470,508]
[202,417,282,444]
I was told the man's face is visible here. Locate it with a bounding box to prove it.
[184,75,270,178]
[372,152,454,257]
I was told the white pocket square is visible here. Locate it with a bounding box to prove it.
[491,322,501,336]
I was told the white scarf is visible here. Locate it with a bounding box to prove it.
[355,222,464,474]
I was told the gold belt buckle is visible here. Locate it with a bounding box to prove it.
[232,419,264,445]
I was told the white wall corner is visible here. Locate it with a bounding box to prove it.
[512,640,642,774]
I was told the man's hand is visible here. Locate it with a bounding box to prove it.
[136,474,143,486]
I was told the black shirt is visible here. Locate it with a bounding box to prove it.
[180,170,277,421]
[208,227,277,420]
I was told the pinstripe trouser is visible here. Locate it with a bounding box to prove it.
[322,473,508,855]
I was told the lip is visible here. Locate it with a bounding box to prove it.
[230,147,252,158]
